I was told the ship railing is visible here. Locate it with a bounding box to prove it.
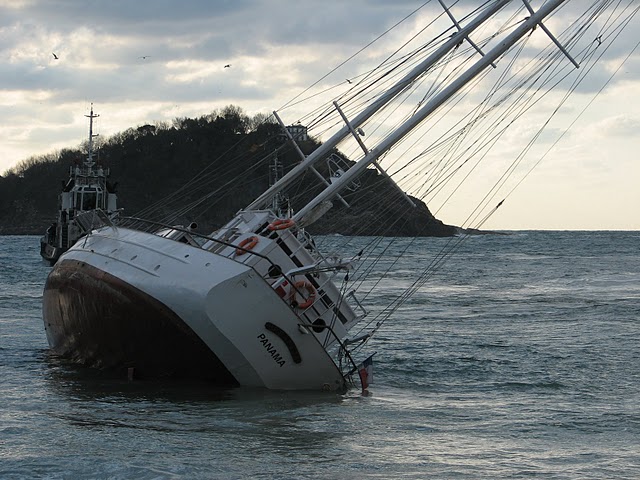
[115,216,360,365]
[69,165,110,179]
[298,321,371,391]
[253,220,365,339]
[116,215,316,305]
[118,217,364,383]
[75,209,117,233]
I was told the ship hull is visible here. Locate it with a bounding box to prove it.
[43,259,237,383]
[42,227,347,391]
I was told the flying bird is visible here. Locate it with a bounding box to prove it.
[224,64,231,68]
[52,53,59,60]
[139,55,151,60]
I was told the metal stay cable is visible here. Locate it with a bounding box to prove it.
[278,0,435,115]
[290,1,498,141]
[351,0,640,344]
[135,118,280,219]
[462,2,636,229]
[494,3,640,212]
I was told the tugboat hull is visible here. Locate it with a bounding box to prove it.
[40,238,61,266]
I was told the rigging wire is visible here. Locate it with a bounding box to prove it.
[278,0,435,114]
[346,0,640,349]
[113,1,637,355]
[496,5,640,208]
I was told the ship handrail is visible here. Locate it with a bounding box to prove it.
[76,209,117,233]
[119,216,277,259]
[117,217,350,290]
[117,215,356,368]
[117,215,311,304]
[298,321,368,389]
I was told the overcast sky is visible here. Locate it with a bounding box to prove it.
[1,0,639,230]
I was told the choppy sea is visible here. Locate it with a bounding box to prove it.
[1,232,639,479]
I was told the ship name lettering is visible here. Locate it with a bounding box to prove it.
[257,333,286,367]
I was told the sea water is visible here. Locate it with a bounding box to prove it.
[1,232,638,479]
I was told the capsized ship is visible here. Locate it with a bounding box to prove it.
[42,1,634,390]
[40,106,118,265]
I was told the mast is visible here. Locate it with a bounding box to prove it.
[292,0,572,223]
[269,151,289,216]
[247,0,514,211]
[84,104,99,170]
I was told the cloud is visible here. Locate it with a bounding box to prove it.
[0,1,638,229]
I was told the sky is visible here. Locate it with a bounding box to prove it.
[1,0,639,230]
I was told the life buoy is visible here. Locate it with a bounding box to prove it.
[290,280,317,309]
[267,218,296,231]
[235,235,259,256]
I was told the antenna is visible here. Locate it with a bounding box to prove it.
[84,104,100,169]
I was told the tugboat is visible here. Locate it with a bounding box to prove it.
[40,106,119,265]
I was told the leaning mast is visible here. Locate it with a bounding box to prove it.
[248,0,577,225]
[248,0,514,211]
[294,0,576,222]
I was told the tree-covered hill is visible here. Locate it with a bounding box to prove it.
[0,105,457,237]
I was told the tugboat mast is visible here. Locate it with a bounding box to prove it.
[85,104,99,169]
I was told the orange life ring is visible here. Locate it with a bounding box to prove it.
[267,218,296,231]
[235,235,259,256]
[290,280,317,309]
